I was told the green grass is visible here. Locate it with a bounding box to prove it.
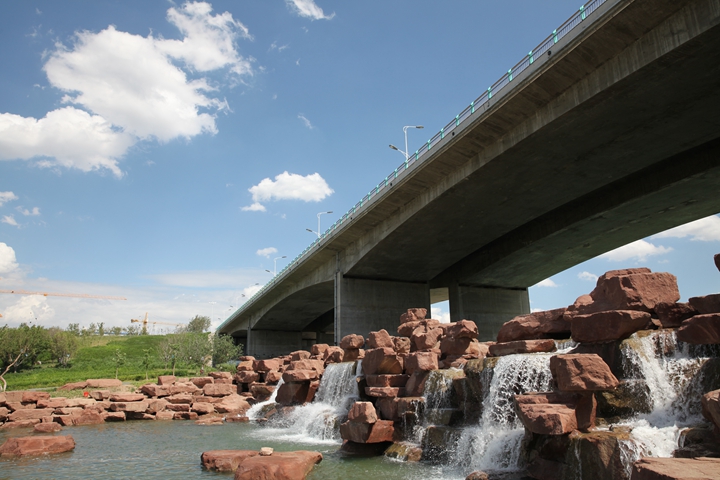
[4,335,205,391]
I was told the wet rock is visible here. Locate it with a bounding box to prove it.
[422,425,460,463]
[276,382,317,406]
[568,430,631,480]
[340,419,394,443]
[33,422,62,433]
[405,371,431,397]
[497,308,570,342]
[348,401,377,423]
[340,334,365,349]
[688,294,720,315]
[362,348,404,375]
[365,387,404,398]
[516,402,578,435]
[202,450,258,472]
[172,411,199,420]
[702,389,720,431]
[631,457,720,479]
[282,369,319,383]
[264,370,283,384]
[343,348,364,362]
[571,310,651,343]
[365,374,409,387]
[250,383,275,401]
[400,308,427,324]
[675,425,720,458]
[597,380,652,419]
[375,398,399,421]
[405,351,439,374]
[384,442,422,462]
[678,314,720,344]
[489,339,556,356]
[0,435,75,457]
[103,411,126,422]
[550,354,619,392]
[234,450,323,480]
[465,471,489,480]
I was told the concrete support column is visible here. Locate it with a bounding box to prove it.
[246,329,302,359]
[449,284,529,341]
[335,274,430,343]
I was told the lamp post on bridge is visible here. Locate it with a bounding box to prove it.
[389,125,424,160]
[265,256,287,276]
[306,211,333,238]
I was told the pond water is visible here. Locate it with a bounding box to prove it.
[0,420,462,480]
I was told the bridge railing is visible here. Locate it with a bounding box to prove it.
[220,0,609,330]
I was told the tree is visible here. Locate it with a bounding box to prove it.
[186,315,211,333]
[97,322,105,337]
[212,334,243,366]
[110,326,123,336]
[48,328,79,367]
[178,333,212,369]
[125,325,139,336]
[112,348,126,379]
[66,323,80,336]
[0,324,50,391]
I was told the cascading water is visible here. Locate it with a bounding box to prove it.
[618,330,714,459]
[254,361,360,444]
[449,353,555,473]
[246,377,284,420]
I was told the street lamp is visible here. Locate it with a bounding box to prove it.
[266,256,287,276]
[389,125,424,160]
[307,211,333,238]
[209,301,216,324]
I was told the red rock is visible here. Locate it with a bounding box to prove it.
[234,450,323,480]
[631,457,720,479]
[235,371,260,384]
[365,387,403,398]
[516,403,577,435]
[250,383,275,400]
[375,398,399,421]
[343,348,363,362]
[236,360,254,372]
[190,377,214,388]
[141,384,170,397]
[405,371,430,397]
[405,352,439,374]
[348,401,377,423]
[173,411,199,420]
[550,354,619,391]
[489,339,557,357]
[715,254,720,273]
[254,359,281,372]
[365,374,409,388]
[74,412,105,425]
[701,389,720,430]
[104,411,126,422]
[275,382,318,406]
[146,399,169,414]
[466,472,490,480]
[215,394,251,414]
[166,394,193,404]
[53,416,76,427]
[21,391,50,403]
[400,308,427,324]
[209,372,232,380]
[288,359,325,374]
[66,397,96,408]
[109,393,146,402]
[340,419,394,444]
[571,310,651,343]
[677,314,720,344]
[8,408,55,422]
[413,327,443,351]
[90,390,111,401]
[169,383,202,395]
[0,435,75,456]
[397,320,422,337]
[37,397,69,409]
[195,416,223,425]
[264,370,283,384]
[0,407,8,422]
[445,320,479,339]
[324,347,344,364]
[282,370,319,382]
[311,344,329,356]
[155,411,174,420]
[86,379,122,388]
[366,330,394,349]
[340,334,365,349]
[393,336,411,354]
[34,423,62,433]
[362,348,404,375]
[191,402,215,415]
[201,449,259,472]
[1,419,41,429]
[110,401,149,413]
[58,381,88,391]
[166,403,191,412]
[688,294,720,314]
[497,308,569,342]
[654,302,699,328]
[55,407,83,416]
[204,384,235,397]
[157,375,176,385]
[440,337,482,356]
[290,350,311,361]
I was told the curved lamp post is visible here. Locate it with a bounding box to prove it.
[389,125,424,160]
[307,211,333,238]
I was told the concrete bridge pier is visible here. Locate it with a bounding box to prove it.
[334,275,430,343]
[247,328,302,359]
[448,284,529,341]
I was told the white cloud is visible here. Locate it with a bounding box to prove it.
[17,207,40,216]
[0,2,252,177]
[298,114,314,129]
[600,239,672,262]
[241,202,267,212]
[246,172,333,213]
[1,215,19,227]
[148,268,264,289]
[431,305,451,324]
[0,191,18,206]
[578,271,598,282]
[256,247,278,258]
[534,278,558,288]
[285,0,335,20]
[0,243,19,273]
[653,215,720,242]
[2,295,54,324]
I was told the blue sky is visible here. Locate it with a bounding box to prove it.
[0,0,718,331]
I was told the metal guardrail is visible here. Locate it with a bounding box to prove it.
[220,0,608,331]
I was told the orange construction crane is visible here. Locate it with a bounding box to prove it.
[131,313,185,333]
[0,289,126,300]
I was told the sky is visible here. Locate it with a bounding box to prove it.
[0,0,719,332]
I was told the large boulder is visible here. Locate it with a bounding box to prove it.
[201,450,258,472]
[276,381,319,406]
[204,384,235,397]
[550,354,619,392]
[515,403,577,435]
[282,370,319,383]
[497,308,569,342]
[571,310,651,344]
[677,314,720,344]
[688,294,720,314]
[631,457,720,479]
[400,308,427,324]
[340,419,394,444]
[362,348,404,375]
[701,389,720,431]
[0,435,75,456]
[339,334,364,349]
[86,379,122,388]
[366,330,394,349]
[8,408,55,422]
[215,394,251,414]
[567,269,680,316]
[348,401,377,424]
[654,302,698,328]
[234,451,323,480]
[489,339,556,357]
[109,393,146,403]
[365,374,409,387]
[444,320,479,339]
[440,337,483,357]
[404,352,439,375]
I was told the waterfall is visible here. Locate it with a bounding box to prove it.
[618,330,712,459]
[450,353,555,473]
[253,362,359,444]
[246,377,284,420]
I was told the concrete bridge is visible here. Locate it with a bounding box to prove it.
[219,0,720,358]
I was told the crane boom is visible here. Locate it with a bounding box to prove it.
[0,289,126,300]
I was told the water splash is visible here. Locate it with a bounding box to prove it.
[450,353,555,472]
[246,377,284,420]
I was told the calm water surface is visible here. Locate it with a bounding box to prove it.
[0,420,460,480]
